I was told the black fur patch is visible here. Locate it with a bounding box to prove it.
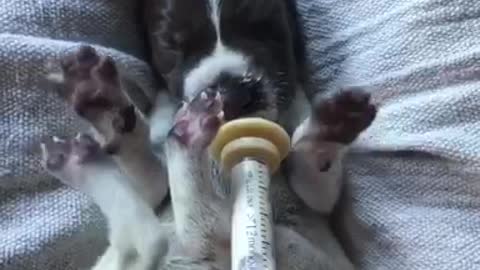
[143,0,308,114]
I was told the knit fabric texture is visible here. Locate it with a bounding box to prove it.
[297,0,480,269]
[0,1,159,269]
[1,0,480,269]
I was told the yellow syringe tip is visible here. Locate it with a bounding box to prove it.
[221,137,281,173]
[209,118,290,172]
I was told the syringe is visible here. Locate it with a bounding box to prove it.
[210,118,291,270]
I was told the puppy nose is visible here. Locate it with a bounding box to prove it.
[214,72,264,120]
[228,87,253,107]
[221,84,259,120]
[221,92,250,121]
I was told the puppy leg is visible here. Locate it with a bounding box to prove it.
[164,90,230,258]
[289,89,377,214]
[40,134,168,270]
[48,45,168,207]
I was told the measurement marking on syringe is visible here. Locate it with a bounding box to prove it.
[232,160,276,270]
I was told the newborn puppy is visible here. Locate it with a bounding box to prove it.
[42,0,377,268]
[143,0,376,258]
[40,88,359,270]
[44,45,376,269]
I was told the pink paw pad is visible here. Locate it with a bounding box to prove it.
[53,45,136,135]
[312,88,377,144]
[40,133,103,173]
[169,90,224,149]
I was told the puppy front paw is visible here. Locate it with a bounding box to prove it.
[168,89,224,151]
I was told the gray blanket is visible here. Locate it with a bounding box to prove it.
[0,1,159,269]
[1,0,479,269]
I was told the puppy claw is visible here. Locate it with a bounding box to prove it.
[52,136,65,143]
[46,72,65,84]
[40,143,49,161]
[217,111,225,121]
[169,89,224,149]
[40,133,107,190]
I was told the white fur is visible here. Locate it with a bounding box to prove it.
[281,85,312,132]
[183,1,249,100]
[102,110,170,208]
[164,144,199,240]
[164,141,229,249]
[209,0,222,41]
[183,46,249,100]
[51,160,168,270]
[149,91,178,147]
[286,87,348,213]
[289,117,349,214]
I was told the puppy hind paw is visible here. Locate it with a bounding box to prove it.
[40,133,105,188]
[312,88,377,144]
[40,136,71,173]
[47,45,137,150]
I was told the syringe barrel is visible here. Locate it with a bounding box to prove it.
[231,158,276,270]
